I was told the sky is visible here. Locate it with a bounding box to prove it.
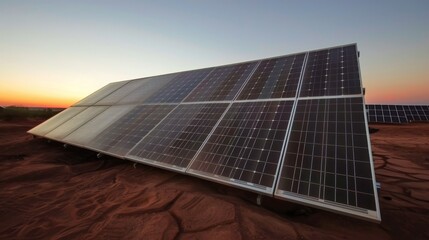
[0,0,428,107]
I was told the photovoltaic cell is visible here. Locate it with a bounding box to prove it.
[300,45,362,97]
[73,81,128,106]
[184,62,258,102]
[63,105,134,147]
[188,101,294,192]
[45,106,108,140]
[144,68,214,103]
[127,103,228,171]
[94,80,148,105]
[237,54,305,100]
[89,104,176,156]
[116,73,179,105]
[28,107,86,136]
[276,97,377,219]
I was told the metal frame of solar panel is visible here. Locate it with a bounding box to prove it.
[365,104,429,124]
[28,43,380,222]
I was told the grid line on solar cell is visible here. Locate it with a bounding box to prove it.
[189,101,294,190]
[237,54,305,100]
[144,68,214,103]
[184,62,258,102]
[300,45,361,97]
[89,105,176,156]
[127,103,229,170]
[276,97,376,212]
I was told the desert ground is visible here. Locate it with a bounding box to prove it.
[0,120,428,239]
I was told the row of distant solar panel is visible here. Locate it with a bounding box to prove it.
[28,44,380,221]
[366,104,429,123]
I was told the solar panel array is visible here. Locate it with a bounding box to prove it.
[366,104,429,123]
[28,44,380,222]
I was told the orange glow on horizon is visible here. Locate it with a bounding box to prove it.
[0,91,77,108]
[365,79,429,105]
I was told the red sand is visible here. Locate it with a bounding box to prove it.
[0,121,428,239]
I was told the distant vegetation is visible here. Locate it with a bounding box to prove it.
[0,106,64,121]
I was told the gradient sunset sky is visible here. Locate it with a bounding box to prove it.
[1,0,428,107]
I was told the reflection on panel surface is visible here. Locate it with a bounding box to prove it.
[144,68,214,103]
[89,104,177,156]
[127,103,228,170]
[64,105,134,146]
[73,81,128,106]
[184,62,258,102]
[276,97,378,220]
[45,106,108,140]
[116,73,179,105]
[28,107,86,136]
[237,54,305,100]
[189,101,294,192]
[94,80,148,105]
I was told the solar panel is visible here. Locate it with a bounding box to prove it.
[366,105,377,123]
[275,97,379,220]
[184,62,258,102]
[237,54,305,100]
[300,45,362,97]
[423,106,429,120]
[63,105,135,148]
[28,107,86,136]
[93,80,149,106]
[89,104,177,157]
[144,68,214,103]
[45,106,108,140]
[126,103,229,171]
[29,43,381,222]
[396,105,408,122]
[188,101,294,193]
[414,105,429,121]
[73,81,128,106]
[116,73,179,105]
